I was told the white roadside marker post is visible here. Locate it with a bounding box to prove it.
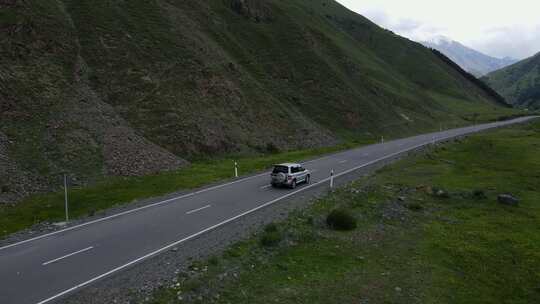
[330,169,334,188]
[234,161,238,178]
[381,136,384,144]
[64,174,69,223]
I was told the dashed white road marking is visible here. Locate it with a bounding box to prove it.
[338,160,348,164]
[186,205,212,215]
[42,246,94,266]
[260,185,272,190]
[2,148,350,252]
[33,116,538,304]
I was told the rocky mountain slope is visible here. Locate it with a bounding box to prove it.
[483,52,540,109]
[422,36,517,77]
[0,0,511,203]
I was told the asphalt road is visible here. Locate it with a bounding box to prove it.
[0,116,536,304]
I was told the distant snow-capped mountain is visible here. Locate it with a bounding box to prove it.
[421,36,517,77]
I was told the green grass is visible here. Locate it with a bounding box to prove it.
[483,53,540,109]
[0,140,369,238]
[148,119,540,304]
[2,0,524,202]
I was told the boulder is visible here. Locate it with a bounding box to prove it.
[497,194,520,206]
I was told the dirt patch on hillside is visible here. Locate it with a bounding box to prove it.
[0,132,48,204]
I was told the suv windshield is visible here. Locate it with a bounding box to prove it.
[272,165,289,174]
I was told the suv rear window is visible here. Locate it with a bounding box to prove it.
[272,165,289,174]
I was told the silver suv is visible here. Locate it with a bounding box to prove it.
[270,163,311,189]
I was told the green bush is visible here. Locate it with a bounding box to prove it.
[264,223,279,233]
[406,202,424,211]
[208,256,219,266]
[260,222,282,247]
[326,209,357,231]
[472,189,487,200]
[260,231,282,247]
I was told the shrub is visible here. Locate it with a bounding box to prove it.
[406,202,423,211]
[260,230,282,247]
[472,189,487,200]
[208,256,219,266]
[260,222,282,247]
[326,209,357,231]
[264,222,279,233]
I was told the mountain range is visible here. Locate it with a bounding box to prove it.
[483,52,540,109]
[421,36,517,77]
[0,0,511,203]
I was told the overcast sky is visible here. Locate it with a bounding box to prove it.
[336,0,540,60]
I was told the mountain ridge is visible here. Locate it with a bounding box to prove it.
[0,0,514,204]
[483,52,540,109]
[421,36,517,77]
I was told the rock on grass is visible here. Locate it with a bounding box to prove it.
[497,194,520,206]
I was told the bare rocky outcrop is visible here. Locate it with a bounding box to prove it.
[62,83,190,178]
[103,125,187,177]
[230,0,273,22]
[0,0,24,7]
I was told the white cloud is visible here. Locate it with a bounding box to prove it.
[336,0,540,59]
[471,25,540,59]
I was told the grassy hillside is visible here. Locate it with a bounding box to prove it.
[484,52,540,109]
[0,0,518,204]
[151,119,540,304]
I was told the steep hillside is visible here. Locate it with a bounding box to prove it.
[422,36,517,77]
[483,52,540,109]
[0,0,513,203]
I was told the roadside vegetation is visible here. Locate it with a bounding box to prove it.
[0,140,371,238]
[1,112,530,238]
[149,119,540,304]
[1,108,533,239]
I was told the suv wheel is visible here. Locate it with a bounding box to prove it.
[305,175,310,184]
[291,180,297,189]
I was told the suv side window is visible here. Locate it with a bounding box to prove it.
[291,166,299,173]
[299,167,306,172]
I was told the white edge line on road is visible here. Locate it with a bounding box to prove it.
[42,246,94,266]
[34,117,539,304]
[0,172,270,251]
[6,117,529,253]
[1,143,348,252]
[35,125,494,304]
[185,205,212,215]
